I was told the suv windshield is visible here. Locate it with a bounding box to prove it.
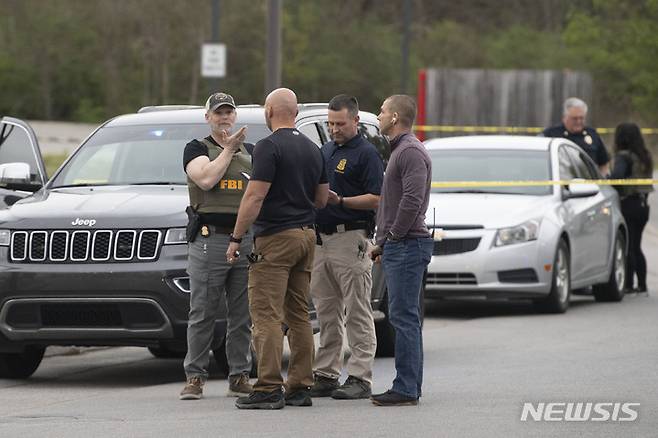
[430,149,552,195]
[51,123,270,187]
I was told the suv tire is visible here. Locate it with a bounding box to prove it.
[0,346,45,379]
[375,275,426,358]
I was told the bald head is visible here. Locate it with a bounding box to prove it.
[264,88,298,130]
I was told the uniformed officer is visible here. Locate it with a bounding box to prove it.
[543,97,610,175]
[309,95,384,400]
[179,92,254,400]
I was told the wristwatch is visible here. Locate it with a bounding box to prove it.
[229,233,243,244]
[386,231,401,242]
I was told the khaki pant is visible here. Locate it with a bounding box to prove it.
[310,229,376,384]
[248,227,316,392]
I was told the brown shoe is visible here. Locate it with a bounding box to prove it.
[227,373,253,397]
[179,376,204,400]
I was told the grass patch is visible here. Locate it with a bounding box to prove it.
[43,153,70,179]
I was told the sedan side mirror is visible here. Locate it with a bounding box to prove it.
[0,162,31,185]
[565,182,600,199]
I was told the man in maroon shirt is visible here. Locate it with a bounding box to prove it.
[369,95,433,406]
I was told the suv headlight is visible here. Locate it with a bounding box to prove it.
[494,219,541,247]
[164,228,187,245]
[0,229,9,246]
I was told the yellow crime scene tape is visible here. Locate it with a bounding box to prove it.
[430,179,657,188]
[414,125,658,135]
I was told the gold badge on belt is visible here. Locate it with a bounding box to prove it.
[201,225,210,237]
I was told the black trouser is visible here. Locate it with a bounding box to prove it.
[621,195,650,290]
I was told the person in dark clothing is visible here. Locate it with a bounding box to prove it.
[610,122,654,295]
[227,88,329,410]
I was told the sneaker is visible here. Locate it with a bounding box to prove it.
[285,388,313,406]
[227,373,253,397]
[371,390,418,406]
[634,286,649,297]
[310,374,339,397]
[179,376,204,400]
[331,376,371,400]
[235,389,285,410]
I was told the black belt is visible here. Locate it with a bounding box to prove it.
[316,221,368,235]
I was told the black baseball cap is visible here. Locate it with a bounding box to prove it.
[205,92,236,112]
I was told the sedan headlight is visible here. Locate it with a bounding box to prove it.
[0,229,9,246]
[494,219,541,247]
[164,228,187,245]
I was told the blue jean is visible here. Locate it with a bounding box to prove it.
[382,237,433,399]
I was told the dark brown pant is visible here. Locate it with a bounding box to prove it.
[248,228,316,392]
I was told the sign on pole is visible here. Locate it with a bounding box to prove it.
[201,43,226,78]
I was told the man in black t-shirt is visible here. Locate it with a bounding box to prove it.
[179,93,254,401]
[227,88,328,409]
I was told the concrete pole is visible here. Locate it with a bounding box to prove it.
[265,0,282,97]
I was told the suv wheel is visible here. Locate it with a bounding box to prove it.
[534,238,571,313]
[213,338,258,378]
[148,345,186,359]
[593,232,627,302]
[0,346,45,379]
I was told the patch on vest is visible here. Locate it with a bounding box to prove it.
[219,179,244,190]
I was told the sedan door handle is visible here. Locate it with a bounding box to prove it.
[586,210,596,218]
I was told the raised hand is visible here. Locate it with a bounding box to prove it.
[218,126,247,152]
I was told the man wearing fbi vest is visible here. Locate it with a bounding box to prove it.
[180,92,254,400]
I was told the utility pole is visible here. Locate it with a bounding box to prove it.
[401,0,412,94]
[265,0,282,97]
[210,0,221,93]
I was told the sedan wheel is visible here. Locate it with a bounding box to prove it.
[593,232,626,302]
[534,239,571,314]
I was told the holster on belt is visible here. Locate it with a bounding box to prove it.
[185,205,201,243]
[366,218,376,239]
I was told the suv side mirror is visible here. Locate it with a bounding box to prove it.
[564,182,600,199]
[0,162,31,185]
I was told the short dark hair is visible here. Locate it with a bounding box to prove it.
[386,95,416,127]
[328,94,359,117]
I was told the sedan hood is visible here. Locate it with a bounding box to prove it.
[427,193,554,229]
[0,186,189,229]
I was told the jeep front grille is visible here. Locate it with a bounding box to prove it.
[9,230,162,263]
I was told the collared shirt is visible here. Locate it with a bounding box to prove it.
[375,133,431,246]
[315,134,384,226]
[542,124,610,165]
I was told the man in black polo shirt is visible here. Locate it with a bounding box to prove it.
[309,95,384,400]
[227,88,328,409]
[543,97,610,175]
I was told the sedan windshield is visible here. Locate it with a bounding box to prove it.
[51,123,271,187]
[429,148,552,195]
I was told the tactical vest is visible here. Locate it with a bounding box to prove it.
[187,138,252,214]
[616,150,654,199]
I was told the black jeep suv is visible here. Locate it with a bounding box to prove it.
[0,105,397,378]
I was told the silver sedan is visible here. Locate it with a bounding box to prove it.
[424,135,627,313]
